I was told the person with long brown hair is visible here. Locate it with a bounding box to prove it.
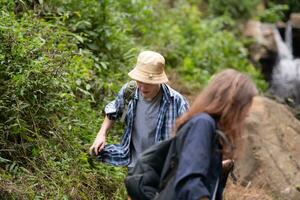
[158,69,258,200]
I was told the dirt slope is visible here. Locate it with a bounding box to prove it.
[236,96,300,200]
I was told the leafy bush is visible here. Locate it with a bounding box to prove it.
[270,0,300,16]
[0,5,127,199]
[13,0,267,91]
[131,1,267,90]
[205,0,260,19]
[258,3,289,23]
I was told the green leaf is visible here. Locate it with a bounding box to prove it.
[0,156,11,163]
[87,43,100,51]
[70,33,84,43]
[86,84,91,91]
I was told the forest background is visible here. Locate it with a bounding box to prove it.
[1,0,299,199]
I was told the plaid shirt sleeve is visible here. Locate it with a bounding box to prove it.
[104,83,128,121]
[177,94,189,116]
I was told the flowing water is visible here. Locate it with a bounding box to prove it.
[270,22,300,105]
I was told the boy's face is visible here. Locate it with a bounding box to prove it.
[136,81,160,101]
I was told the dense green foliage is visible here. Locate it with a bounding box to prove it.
[1,0,295,199]
[206,0,300,23]
[0,4,128,199]
[270,0,300,19]
[258,2,289,23]
[206,0,260,19]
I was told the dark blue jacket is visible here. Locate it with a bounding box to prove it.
[174,113,223,200]
[126,112,224,200]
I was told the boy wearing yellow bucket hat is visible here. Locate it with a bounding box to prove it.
[90,51,188,167]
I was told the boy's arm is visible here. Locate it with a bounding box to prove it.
[89,82,134,156]
[89,116,114,156]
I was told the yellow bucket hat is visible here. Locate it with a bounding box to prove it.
[128,51,169,84]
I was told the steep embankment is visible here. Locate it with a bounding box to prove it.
[236,96,300,200]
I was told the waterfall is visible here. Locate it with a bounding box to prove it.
[285,21,293,55]
[270,22,300,105]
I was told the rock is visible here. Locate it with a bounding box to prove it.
[243,20,277,81]
[244,21,277,53]
[236,96,300,200]
[290,13,300,29]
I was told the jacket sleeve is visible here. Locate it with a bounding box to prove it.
[174,115,216,200]
[104,83,128,121]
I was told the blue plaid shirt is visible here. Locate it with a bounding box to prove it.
[97,82,189,166]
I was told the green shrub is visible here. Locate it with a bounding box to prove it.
[206,0,260,19]
[258,3,289,23]
[133,1,267,90]
[270,0,300,16]
[0,7,127,199]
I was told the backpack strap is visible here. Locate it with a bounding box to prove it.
[211,177,219,200]
[215,130,229,147]
[121,80,137,122]
[216,130,238,186]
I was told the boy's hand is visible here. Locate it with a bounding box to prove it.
[89,134,106,156]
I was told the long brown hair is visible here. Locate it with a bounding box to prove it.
[176,69,258,159]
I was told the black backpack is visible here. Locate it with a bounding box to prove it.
[121,80,137,122]
[125,128,181,200]
[125,120,233,200]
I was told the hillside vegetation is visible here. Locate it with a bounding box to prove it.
[0,0,298,199]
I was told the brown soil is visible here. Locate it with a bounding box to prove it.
[235,96,300,200]
[224,179,274,200]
